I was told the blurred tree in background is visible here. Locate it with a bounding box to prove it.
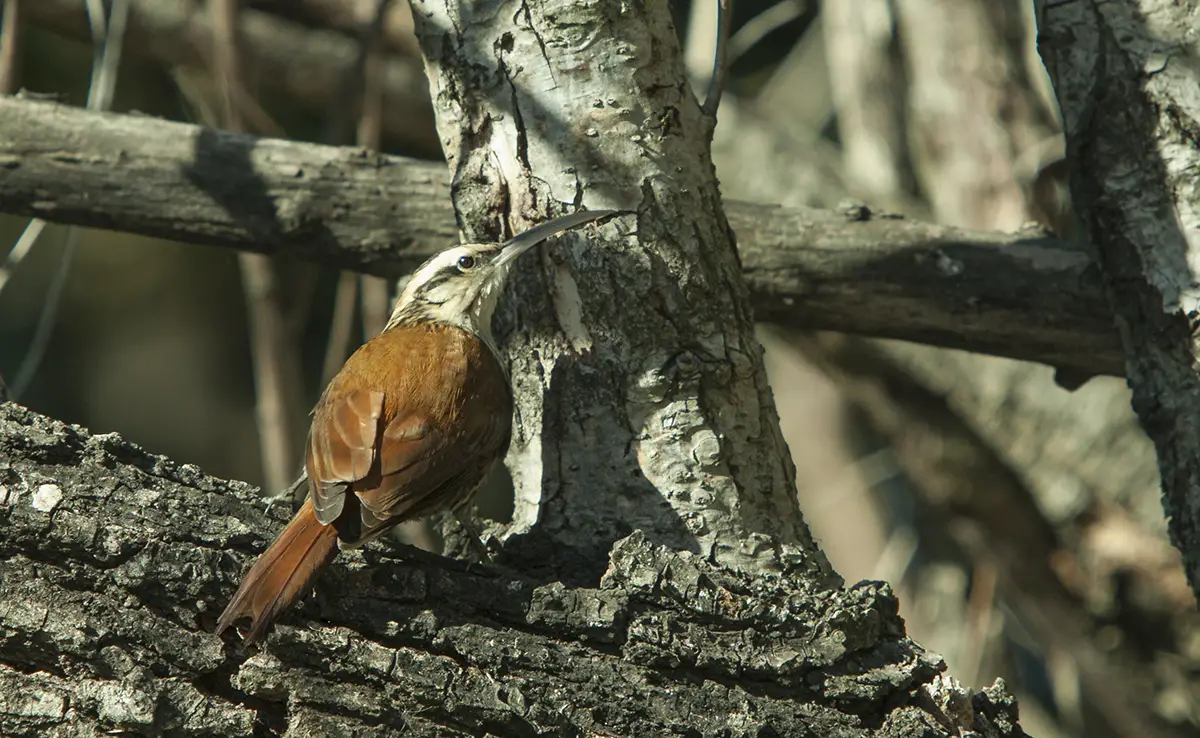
[1,1,1197,737]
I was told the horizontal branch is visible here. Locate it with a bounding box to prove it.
[27,0,438,155]
[244,0,422,57]
[0,97,1122,376]
[0,402,1020,735]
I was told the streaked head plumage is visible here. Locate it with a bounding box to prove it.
[385,241,512,336]
[383,209,621,342]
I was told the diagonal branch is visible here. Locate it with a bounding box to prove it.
[0,401,1020,736]
[0,97,1120,377]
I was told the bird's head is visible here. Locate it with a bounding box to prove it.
[384,210,618,341]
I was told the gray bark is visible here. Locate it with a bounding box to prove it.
[815,3,1197,735]
[0,403,1020,736]
[405,0,819,582]
[0,0,1034,733]
[0,97,1119,377]
[1035,0,1200,596]
[797,334,1194,738]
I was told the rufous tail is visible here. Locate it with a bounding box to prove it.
[216,498,340,645]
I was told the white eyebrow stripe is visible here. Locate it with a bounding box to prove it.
[408,247,469,290]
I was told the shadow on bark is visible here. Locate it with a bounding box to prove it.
[0,402,1023,736]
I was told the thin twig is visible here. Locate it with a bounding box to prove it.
[318,0,391,409]
[321,271,359,386]
[238,255,303,494]
[0,219,47,295]
[357,0,393,341]
[360,276,390,340]
[211,0,302,495]
[727,1,803,65]
[0,0,21,95]
[355,0,389,150]
[8,0,129,399]
[961,561,997,686]
[169,66,285,139]
[320,0,393,145]
[11,227,78,398]
[211,0,241,129]
[701,0,732,119]
[307,0,395,508]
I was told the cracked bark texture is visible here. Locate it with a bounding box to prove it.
[1036,0,1200,597]
[0,403,1022,736]
[406,0,827,584]
[0,2,1036,732]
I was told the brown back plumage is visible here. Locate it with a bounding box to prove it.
[216,322,512,644]
[216,210,618,645]
[308,321,513,544]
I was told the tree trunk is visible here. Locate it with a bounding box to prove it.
[406,0,826,584]
[0,1,1032,735]
[0,403,1020,735]
[1035,0,1200,598]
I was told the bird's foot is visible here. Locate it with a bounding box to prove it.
[262,472,308,512]
[440,510,496,567]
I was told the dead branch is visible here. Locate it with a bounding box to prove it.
[0,97,1120,378]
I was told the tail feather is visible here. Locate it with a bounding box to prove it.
[216,498,340,645]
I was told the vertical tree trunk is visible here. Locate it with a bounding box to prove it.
[1036,0,1200,597]
[408,0,832,585]
[0,5,1031,735]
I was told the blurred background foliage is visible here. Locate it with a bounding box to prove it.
[1,2,1197,737]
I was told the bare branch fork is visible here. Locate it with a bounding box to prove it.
[0,0,1033,730]
[0,1,1039,733]
[0,96,1119,378]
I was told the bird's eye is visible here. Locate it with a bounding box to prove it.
[456,255,477,271]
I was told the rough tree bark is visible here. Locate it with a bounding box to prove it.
[404,0,823,583]
[0,1,1031,735]
[810,2,1198,734]
[1035,0,1200,597]
[0,403,1023,736]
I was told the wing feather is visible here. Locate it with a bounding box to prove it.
[302,325,515,543]
[349,408,511,543]
[307,389,384,526]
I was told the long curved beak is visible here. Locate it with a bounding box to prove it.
[495,209,622,268]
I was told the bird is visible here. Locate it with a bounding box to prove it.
[216,209,619,645]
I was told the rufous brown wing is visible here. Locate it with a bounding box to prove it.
[216,322,512,644]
